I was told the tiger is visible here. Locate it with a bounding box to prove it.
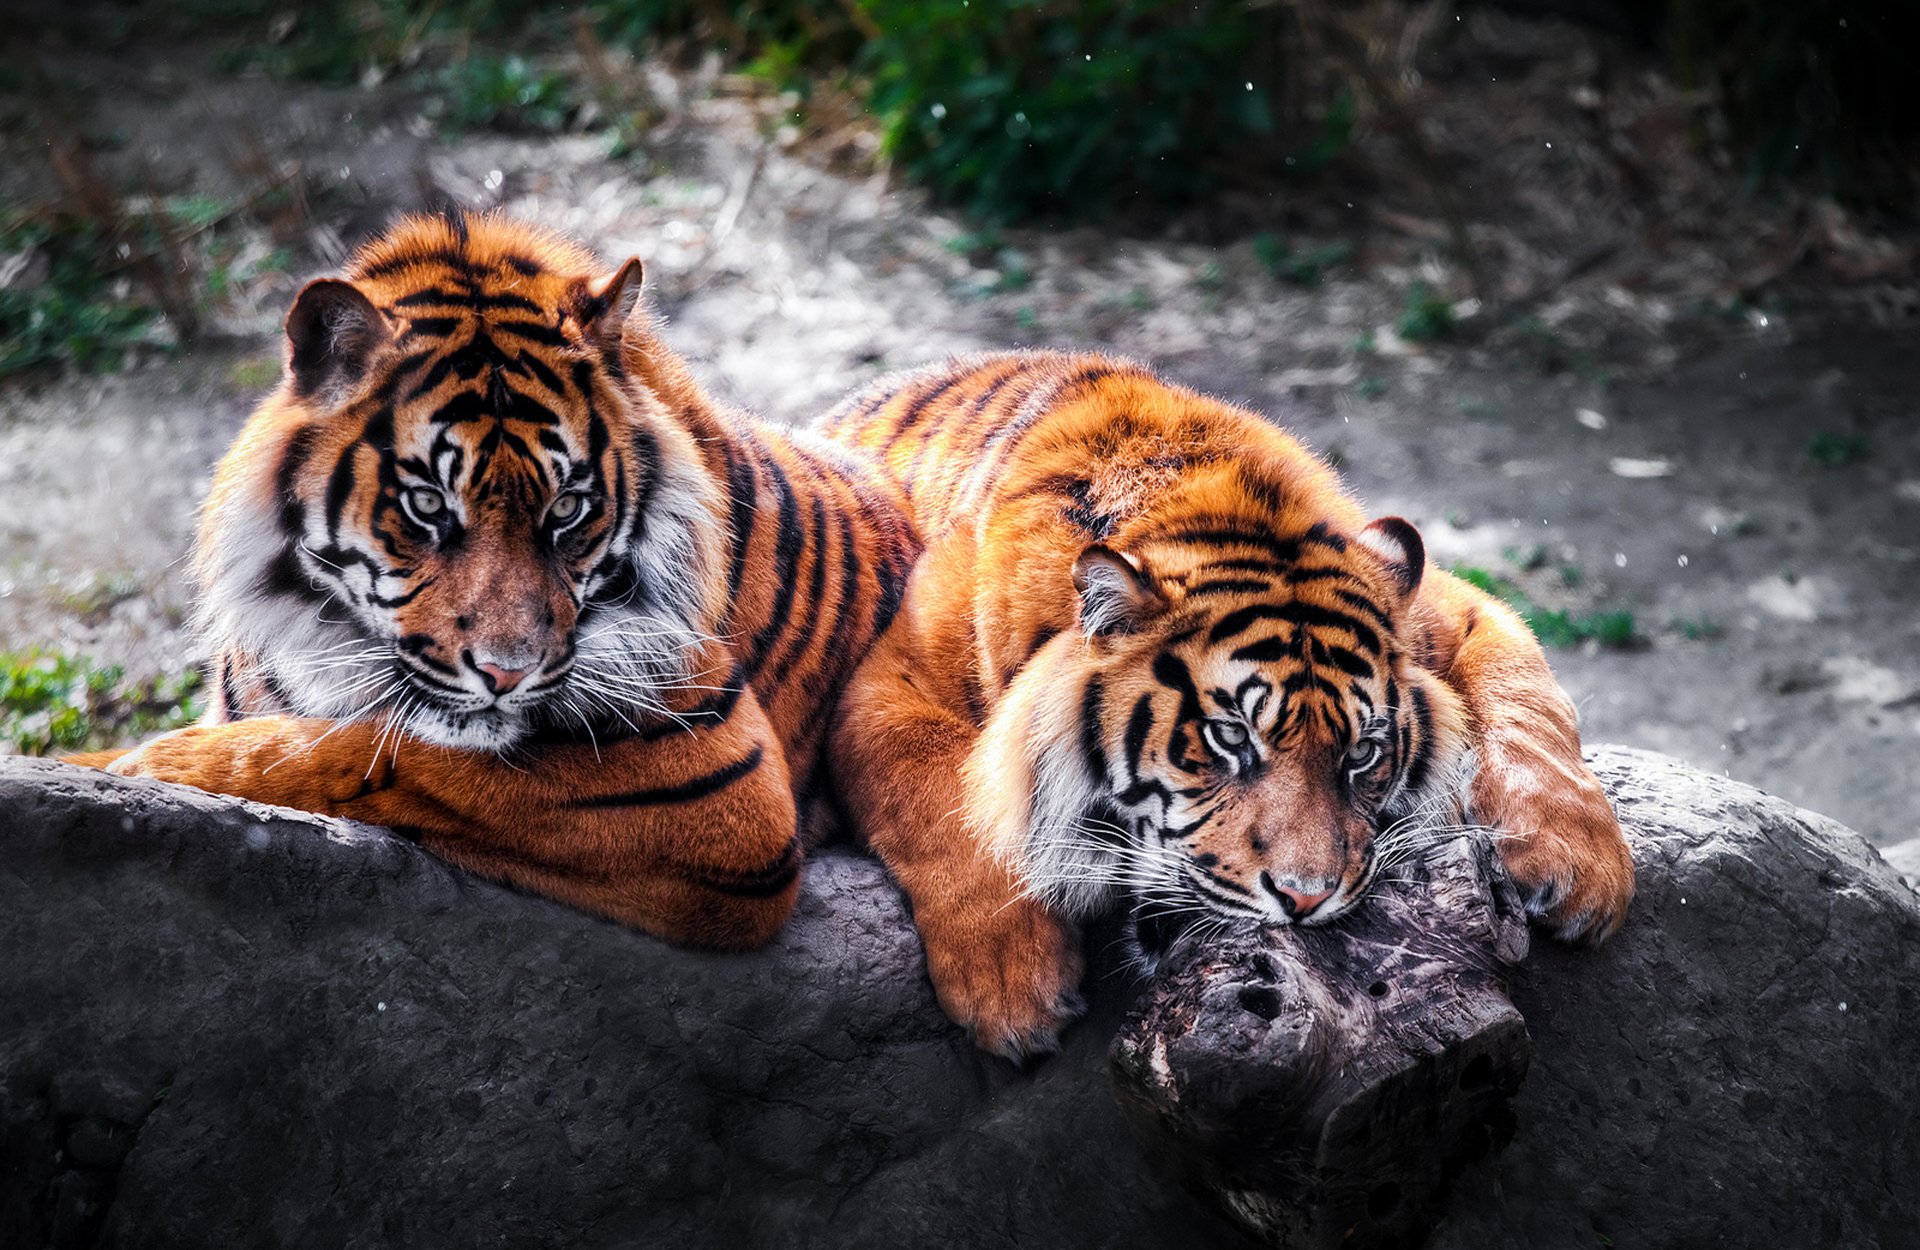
[823,351,1635,1059]
[83,211,918,949]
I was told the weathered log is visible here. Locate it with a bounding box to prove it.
[1111,833,1533,1249]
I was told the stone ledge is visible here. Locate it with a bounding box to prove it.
[1,747,1914,1249]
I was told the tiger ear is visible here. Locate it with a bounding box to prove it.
[1072,544,1166,637]
[1356,516,1426,599]
[575,257,644,350]
[285,279,391,399]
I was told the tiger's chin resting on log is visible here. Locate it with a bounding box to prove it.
[824,352,1635,1060]
[75,211,917,950]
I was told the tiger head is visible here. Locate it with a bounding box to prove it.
[193,213,725,751]
[966,504,1470,951]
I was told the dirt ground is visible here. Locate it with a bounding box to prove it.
[3,14,1916,850]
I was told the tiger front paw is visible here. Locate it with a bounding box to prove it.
[1496,800,1635,945]
[1478,758,1635,945]
[917,895,1086,1063]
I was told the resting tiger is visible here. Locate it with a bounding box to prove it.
[86,212,916,948]
[824,352,1635,1058]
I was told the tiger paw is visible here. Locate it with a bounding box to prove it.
[917,896,1086,1063]
[1494,797,1635,946]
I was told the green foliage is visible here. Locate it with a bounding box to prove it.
[0,651,203,756]
[1394,281,1455,343]
[439,54,576,132]
[593,0,862,67]
[1253,235,1353,286]
[1807,432,1870,468]
[1447,564,1640,651]
[0,211,156,380]
[860,0,1308,222]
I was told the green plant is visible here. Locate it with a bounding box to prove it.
[1447,564,1640,650]
[439,53,576,132]
[861,0,1320,221]
[1395,282,1455,343]
[0,651,203,756]
[0,210,158,380]
[1253,234,1353,286]
[1808,432,1870,468]
[1671,617,1723,641]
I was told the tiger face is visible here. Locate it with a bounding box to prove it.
[967,515,1469,940]
[194,215,722,751]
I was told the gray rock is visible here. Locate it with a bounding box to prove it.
[2,747,1916,1249]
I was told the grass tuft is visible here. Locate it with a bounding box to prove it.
[0,651,203,756]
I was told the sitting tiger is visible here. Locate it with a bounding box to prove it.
[86,212,917,948]
[824,351,1635,1059]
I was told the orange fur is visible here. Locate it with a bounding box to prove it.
[824,352,1633,1056]
[89,213,917,949]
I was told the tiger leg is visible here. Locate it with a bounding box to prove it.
[1420,569,1634,943]
[98,686,800,950]
[829,577,1086,1061]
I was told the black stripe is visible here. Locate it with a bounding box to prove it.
[1188,578,1272,597]
[1229,636,1290,664]
[276,423,320,536]
[1162,527,1300,568]
[885,373,968,447]
[1201,556,1291,576]
[1320,644,1373,678]
[1209,603,1291,645]
[569,746,764,809]
[1212,601,1381,654]
[1124,693,1156,783]
[738,449,804,683]
[1079,675,1109,784]
[1334,588,1393,630]
[356,248,474,280]
[721,443,758,600]
[766,493,832,690]
[1404,684,1434,794]
[491,319,570,348]
[219,655,241,720]
[1151,652,1205,724]
[400,316,461,339]
[810,510,867,699]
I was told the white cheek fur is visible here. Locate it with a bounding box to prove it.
[192,401,726,752]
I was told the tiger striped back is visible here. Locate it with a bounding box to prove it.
[819,350,1635,1057]
[826,352,1470,933]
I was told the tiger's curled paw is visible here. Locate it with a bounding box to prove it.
[1496,804,1635,945]
[918,895,1086,1063]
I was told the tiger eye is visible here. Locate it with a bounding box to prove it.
[407,487,446,518]
[550,493,583,522]
[1208,720,1249,750]
[1346,739,1384,773]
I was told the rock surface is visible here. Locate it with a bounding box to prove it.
[3,747,1916,1249]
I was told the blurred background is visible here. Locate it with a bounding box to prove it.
[1,0,1915,855]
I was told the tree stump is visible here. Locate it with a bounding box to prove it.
[1110,834,1533,1249]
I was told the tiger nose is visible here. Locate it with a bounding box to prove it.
[472,659,532,695]
[1261,873,1336,919]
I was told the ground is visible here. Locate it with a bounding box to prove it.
[3,11,1916,849]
